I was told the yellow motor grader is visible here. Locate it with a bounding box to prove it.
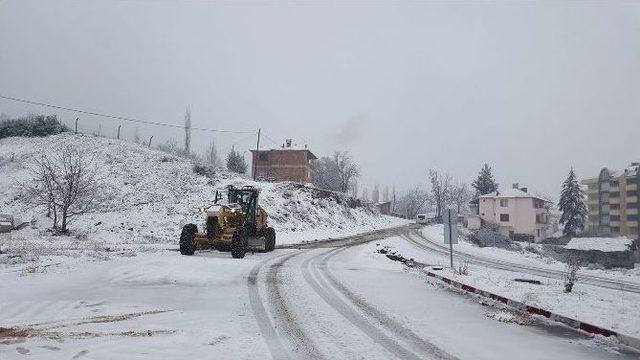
[179,185,276,258]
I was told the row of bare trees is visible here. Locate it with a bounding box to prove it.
[395,169,472,221]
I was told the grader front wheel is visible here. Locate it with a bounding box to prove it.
[180,224,197,256]
[231,231,247,259]
[265,227,276,252]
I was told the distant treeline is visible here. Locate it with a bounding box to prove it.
[0,114,68,140]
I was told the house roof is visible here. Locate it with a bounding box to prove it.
[477,188,551,202]
[251,148,317,160]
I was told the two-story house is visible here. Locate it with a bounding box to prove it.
[467,184,551,242]
[250,139,317,183]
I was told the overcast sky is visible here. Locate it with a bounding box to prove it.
[1,0,638,200]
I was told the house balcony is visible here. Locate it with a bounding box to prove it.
[627,208,638,215]
[628,183,638,191]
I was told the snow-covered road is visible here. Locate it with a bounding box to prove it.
[1,233,637,359]
[412,228,640,294]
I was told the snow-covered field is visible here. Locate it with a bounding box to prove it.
[0,133,406,265]
[421,225,640,282]
[379,227,640,339]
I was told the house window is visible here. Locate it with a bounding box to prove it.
[500,199,508,207]
[259,152,268,161]
[500,214,509,222]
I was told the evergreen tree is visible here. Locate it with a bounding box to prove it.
[226,147,247,174]
[558,168,587,237]
[472,164,499,196]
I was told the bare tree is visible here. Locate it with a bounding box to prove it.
[383,185,390,202]
[428,169,453,222]
[334,151,360,193]
[133,126,141,144]
[205,139,221,168]
[311,156,341,191]
[371,184,380,203]
[23,146,100,233]
[396,186,430,219]
[451,182,472,214]
[157,137,179,154]
[564,255,582,293]
[184,107,192,155]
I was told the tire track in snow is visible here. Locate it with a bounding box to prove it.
[319,247,458,360]
[248,255,292,360]
[266,252,326,360]
[301,249,424,360]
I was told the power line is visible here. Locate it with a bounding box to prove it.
[0,94,255,134]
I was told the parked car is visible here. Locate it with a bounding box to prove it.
[416,214,428,225]
[0,214,14,233]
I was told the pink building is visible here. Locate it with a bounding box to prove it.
[467,184,551,242]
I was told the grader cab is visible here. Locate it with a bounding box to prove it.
[179,185,276,258]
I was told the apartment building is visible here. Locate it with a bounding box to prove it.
[582,162,640,238]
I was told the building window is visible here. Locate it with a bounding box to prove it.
[611,226,620,233]
[610,215,620,221]
[537,229,540,237]
[259,152,268,161]
[500,214,510,222]
[630,227,638,234]
[533,199,545,209]
[627,190,638,196]
[628,215,639,221]
[610,204,620,210]
[500,199,508,207]
[628,203,638,209]
[610,192,620,198]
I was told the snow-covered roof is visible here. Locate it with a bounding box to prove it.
[478,188,550,202]
[565,237,633,252]
[612,163,639,178]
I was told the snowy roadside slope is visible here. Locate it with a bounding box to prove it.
[0,134,406,256]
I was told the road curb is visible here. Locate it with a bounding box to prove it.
[386,254,640,352]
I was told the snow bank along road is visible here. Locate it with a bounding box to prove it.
[1,227,637,359]
[405,230,640,294]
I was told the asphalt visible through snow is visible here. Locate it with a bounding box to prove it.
[1,226,638,359]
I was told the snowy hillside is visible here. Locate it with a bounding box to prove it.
[0,133,406,258]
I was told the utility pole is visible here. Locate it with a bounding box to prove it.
[117,125,121,139]
[448,210,454,269]
[74,118,78,134]
[253,128,261,180]
[148,136,153,147]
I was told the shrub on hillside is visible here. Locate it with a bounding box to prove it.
[0,114,68,139]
